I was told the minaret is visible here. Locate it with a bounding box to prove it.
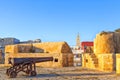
[76,33,80,46]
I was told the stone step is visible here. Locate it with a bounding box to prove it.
[90,58,98,62]
[89,54,97,58]
[90,63,98,68]
[90,59,98,64]
[94,64,98,67]
[89,54,99,68]
[91,58,98,61]
[93,61,98,64]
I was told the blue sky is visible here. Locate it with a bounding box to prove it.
[0,0,120,45]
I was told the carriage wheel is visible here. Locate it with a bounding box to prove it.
[6,69,9,76]
[6,69,13,76]
[9,71,17,78]
[26,70,31,74]
[29,71,36,76]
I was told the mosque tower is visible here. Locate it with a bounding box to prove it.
[76,33,80,46]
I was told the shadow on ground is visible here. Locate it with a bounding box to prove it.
[26,72,115,78]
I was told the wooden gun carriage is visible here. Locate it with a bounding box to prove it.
[6,57,53,78]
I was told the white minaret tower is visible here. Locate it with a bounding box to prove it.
[76,33,80,47]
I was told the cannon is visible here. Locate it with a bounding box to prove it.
[6,57,53,78]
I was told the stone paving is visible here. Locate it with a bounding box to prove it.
[0,67,119,80]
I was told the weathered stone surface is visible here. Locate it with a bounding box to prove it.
[4,41,73,67]
[116,54,120,74]
[33,42,72,53]
[97,54,114,72]
[82,53,114,72]
[94,31,120,54]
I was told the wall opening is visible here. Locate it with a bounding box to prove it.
[54,58,58,62]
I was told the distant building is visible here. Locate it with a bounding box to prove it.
[71,46,83,66]
[81,42,93,53]
[0,38,20,64]
[71,33,83,66]
[0,38,20,51]
[76,33,80,46]
[0,38,41,64]
[20,39,41,44]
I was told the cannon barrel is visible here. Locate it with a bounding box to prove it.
[9,57,53,66]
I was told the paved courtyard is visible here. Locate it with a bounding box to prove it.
[0,67,119,80]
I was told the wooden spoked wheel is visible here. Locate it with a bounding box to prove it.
[9,71,17,78]
[29,71,36,76]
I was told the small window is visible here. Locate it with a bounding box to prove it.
[54,58,58,62]
[86,59,88,63]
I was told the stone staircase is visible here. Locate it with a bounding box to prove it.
[89,53,98,69]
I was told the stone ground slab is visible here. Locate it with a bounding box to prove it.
[0,67,119,80]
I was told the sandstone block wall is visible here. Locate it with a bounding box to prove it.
[4,42,73,67]
[32,42,72,53]
[97,54,114,72]
[82,53,98,69]
[82,53,114,72]
[116,54,120,74]
[82,30,120,73]
[94,31,120,54]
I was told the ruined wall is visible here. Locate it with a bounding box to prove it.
[82,53,114,72]
[82,53,98,69]
[82,31,120,72]
[5,45,18,54]
[94,31,120,54]
[5,42,73,67]
[94,32,115,54]
[114,32,120,53]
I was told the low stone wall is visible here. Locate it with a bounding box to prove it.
[97,54,114,72]
[116,54,120,74]
[5,52,73,68]
[4,42,73,68]
[82,53,115,72]
[82,53,98,69]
